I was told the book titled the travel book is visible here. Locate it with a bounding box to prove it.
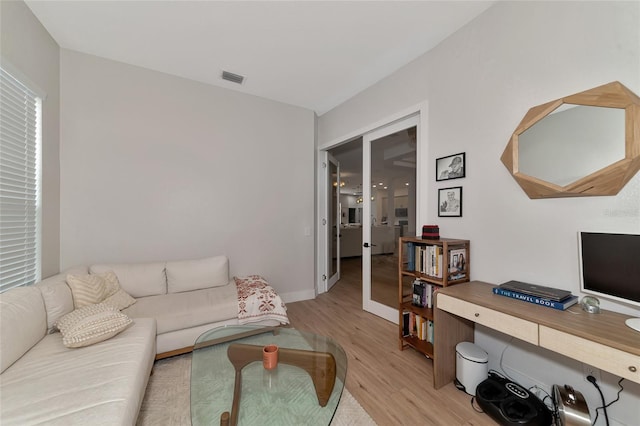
[492,287,578,311]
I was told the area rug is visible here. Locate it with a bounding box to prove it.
[136,353,376,425]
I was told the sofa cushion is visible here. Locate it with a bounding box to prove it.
[0,286,47,373]
[35,266,88,334]
[123,282,237,334]
[56,303,133,348]
[66,273,111,308]
[0,318,156,426]
[166,255,229,293]
[90,262,166,297]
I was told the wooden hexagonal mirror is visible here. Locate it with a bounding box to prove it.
[501,81,640,198]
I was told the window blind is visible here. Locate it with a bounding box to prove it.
[0,67,41,292]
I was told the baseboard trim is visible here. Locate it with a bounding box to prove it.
[280,289,316,303]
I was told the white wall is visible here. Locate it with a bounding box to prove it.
[1,1,61,279]
[318,1,640,424]
[60,50,316,301]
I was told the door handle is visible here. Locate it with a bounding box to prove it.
[363,242,377,248]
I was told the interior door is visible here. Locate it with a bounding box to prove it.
[362,115,418,322]
[325,152,341,290]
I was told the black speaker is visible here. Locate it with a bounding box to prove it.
[476,373,552,426]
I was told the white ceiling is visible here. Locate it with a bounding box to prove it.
[25,0,494,115]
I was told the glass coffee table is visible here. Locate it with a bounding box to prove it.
[191,325,347,426]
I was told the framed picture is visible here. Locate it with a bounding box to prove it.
[438,186,463,217]
[436,152,465,181]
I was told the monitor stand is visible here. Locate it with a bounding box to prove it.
[625,318,640,332]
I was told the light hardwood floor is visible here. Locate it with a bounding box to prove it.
[287,257,496,426]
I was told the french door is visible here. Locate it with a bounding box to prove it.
[362,115,418,322]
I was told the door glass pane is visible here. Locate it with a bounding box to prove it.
[328,139,362,287]
[329,160,338,279]
[370,126,417,308]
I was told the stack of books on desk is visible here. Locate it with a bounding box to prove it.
[493,280,578,311]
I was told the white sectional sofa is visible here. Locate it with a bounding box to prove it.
[0,255,287,425]
[91,255,286,356]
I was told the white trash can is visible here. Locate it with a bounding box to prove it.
[456,342,488,396]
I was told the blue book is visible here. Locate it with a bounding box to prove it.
[407,242,415,271]
[492,287,578,311]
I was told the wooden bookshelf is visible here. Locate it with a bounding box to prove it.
[398,236,470,380]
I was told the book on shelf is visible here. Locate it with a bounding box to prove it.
[412,245,443,278]
[402,311,410,336]
[412,280,425,307]
[418,315,430,341]
[409,312,416,336]
[412,279,436,308]
[425,283,434,308]
[449,272,467,281]
[404,311,432,341]
[407,242,415,271]
[492,287,578,310]
[416,315,424,340]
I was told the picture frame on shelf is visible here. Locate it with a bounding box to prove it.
[438,186,462,217]
[436,152,465,181]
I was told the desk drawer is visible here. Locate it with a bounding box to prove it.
[437,294,539,345]
[540,326,640,384]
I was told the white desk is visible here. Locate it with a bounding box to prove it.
[433,281,640,389]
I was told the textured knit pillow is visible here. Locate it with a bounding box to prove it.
[55,303,132,348]
[66,274,110,308]
[100,271,137,311]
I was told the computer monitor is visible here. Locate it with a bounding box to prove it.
[578,231,640,331]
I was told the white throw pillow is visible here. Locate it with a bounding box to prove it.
[102,288,137,311]
[100,271,121,297]
[166,256,229,293]
[90,262,167,298]
[66,274,110,308]
[66,271,136,311]
[99,271,137,311]
[55,303,132,348]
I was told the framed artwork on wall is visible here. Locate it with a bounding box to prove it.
[436,152,465,181]
[438,186,462,217]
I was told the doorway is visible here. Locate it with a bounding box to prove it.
[321,113,419,323]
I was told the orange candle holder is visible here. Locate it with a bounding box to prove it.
[262,344,279,370]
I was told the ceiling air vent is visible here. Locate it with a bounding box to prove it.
[222,70,245,85]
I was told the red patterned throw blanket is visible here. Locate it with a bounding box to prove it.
[234,275,289,325]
